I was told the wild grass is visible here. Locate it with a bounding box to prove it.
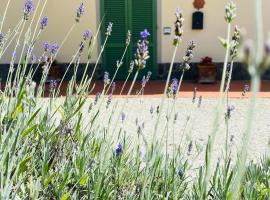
[0,0,269,199]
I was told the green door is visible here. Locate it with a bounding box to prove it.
[100,0,157,80]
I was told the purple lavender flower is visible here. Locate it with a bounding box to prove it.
[174,7,184,45]
[106,22,113,36]
[150,106,154,114]
[181,41,196,71]
[23,0,35,20]
[50,42,59,55]
[43,41,50,52]
[226,105,235,119]
[103,72,110,85]
[39,54,47,63]
[140,29,150,40]
[192,87,197,103]
[79,41,85,53]
[115,143,123,157]
[0,32,4,46]
[12,51,16,60]
[177,165,184,177]
[76,3,85,22]
[128,61,134,73]
[40,16,48,29]
[31,53,36,63]
[134,31,150,70]
[49,80,57,91]
[171,78,178,95]
[142,72,151,88]
[94,92,101,104]
[83,29,92,40]
[121,112,126,122]
[106,93,112,108]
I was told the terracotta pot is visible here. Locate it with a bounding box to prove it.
[197,64,216,83]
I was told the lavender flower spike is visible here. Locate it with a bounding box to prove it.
[23,0,35,20]
[76,3,85,22]
[83,29,92,40]
[0,32,4,47]
[50,42,59,55]
[115,144,123,157]
[40,16,49,29]
[103,72,110,85]
[140,29,150,40]
[43,41,50,52]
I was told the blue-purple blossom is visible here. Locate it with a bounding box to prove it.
[128,61,134,73]
[142,71,152,88]
[43,41,50,52]
[174,7,184,45]
[31,53,36,63]
[0,32,4,46]
[12,51,16,59]
[171,78,178,95]
[121,112,126,122]
[177,163,184,177]
[50,42,59,55]
[150,106,154,114]
[94,92,101,105]
[83,29,92,40]
[103,72,110,85]
[76,3,85,22]
[115,144,123,157]
[140,29,150,40]
[79,41,84,53]
[49,80,57,91]
[23,0,35,20]
[106,93,112,108]
[135,31,150,70]
[39,54,47,63]
[40,16,48,29]
[106,22,113,36]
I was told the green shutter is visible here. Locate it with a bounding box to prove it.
[101,0,157,80]
[130,0,157,79]
[101,0,128,80]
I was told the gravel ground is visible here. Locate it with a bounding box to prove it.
[54,97,270,168]
[95,97,269,163]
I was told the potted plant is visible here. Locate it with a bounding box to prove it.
[197,56,216,83]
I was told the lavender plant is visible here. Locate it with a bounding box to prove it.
[0,0,269,199]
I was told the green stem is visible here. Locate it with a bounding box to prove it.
[152,41,180,143]
[202,23,231,198]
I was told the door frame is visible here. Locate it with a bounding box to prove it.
[100,0,158,80]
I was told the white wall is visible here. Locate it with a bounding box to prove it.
[160,0,270,63]
[0,0,269,64]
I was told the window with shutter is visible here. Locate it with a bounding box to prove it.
[100,0,157,80]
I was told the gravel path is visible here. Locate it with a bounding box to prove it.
[53,97,270,168]
[92,97,269,165]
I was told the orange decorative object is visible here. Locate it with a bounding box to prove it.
[193,0,205,10]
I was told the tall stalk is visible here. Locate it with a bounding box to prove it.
[202,3,236,196]
[152,43,179,142]
[0,0,11,33]
[231,0,263,198]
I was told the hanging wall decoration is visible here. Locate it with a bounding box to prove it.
[192,0,205,30]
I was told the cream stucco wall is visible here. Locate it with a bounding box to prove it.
[0,0,269,64]
[160,0,270,63]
